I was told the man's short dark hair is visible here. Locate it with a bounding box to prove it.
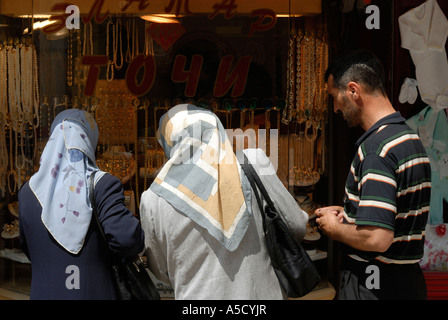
[325,50,387,96]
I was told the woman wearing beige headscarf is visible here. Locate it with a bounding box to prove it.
[140,104,308,299]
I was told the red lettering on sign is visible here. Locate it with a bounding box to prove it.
[165,0,192,16]
[126,54,156,97]
[82,55,108,96]
[43,3,72,34]
[248,9,277,38]
[121,0,150,12]
[82,0,110,24]
[172,55,203,97]
[214,55,252,97]
[209,0,238,20]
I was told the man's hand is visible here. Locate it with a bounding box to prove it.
[315,206,344,223]
[315,206,343,238]
[314,206,394,253]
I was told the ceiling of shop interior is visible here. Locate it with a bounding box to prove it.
[0,0,321,16]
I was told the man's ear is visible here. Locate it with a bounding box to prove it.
[347,81,361,100]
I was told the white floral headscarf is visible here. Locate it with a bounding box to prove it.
[29,109,106,254]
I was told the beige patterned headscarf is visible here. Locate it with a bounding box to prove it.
[150,104,252,251]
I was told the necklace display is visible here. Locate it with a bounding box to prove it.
[0,39,40,194]
[125,18,140,63]
[106,17,124,81]
[82,21,94,56]
[93,81,139,206]
[67,30,74,87]
[66,17,144,96]
[0,15,329,228]
[144,21,154,57]
[0,45,8,196]
[282,27,329,187]
[74,28,85,97]
[140,98,168,193]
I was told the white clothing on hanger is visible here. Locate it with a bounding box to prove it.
[399,0,448,112]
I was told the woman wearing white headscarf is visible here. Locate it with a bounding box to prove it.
[140,104,308,299]
[19,109,144,299]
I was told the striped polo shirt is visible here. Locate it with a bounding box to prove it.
[342,112,431,264]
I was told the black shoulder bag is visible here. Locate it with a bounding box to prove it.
[89,171,160,300]
[240,158,320,298]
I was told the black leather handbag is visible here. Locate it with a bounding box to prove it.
[89,172,160,300]
[240,159,320,298]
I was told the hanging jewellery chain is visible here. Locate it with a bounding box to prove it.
[0,118,7,196]
[21,43,38,126]
[83,21,94,56]
[114,18,124,70]
[142,99,149,192]
[0,45,8,120]
[133,19,139,59]
[295,29,304,124]
[126,19,132,63]
[32,44,40,129]
[0,46,8,195]
[106,18,115,81]
[282,27,296,125]
[8,44,22,131]
[67,30,74,87]
[21,43,40,168]
[144,21,154,56]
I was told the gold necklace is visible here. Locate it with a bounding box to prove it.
[115,18,123,70]
[282,27,296,125]
[0,46,7,194]
[8,45,21,131]
[133,19,139,59]
[32,44,40,130]
[67,30,74,87]
[295,29,304,124]
[7,123,16,194]
[125,19,132,63]
[132,98,139,210]
[106,19,114,81]
[144,21,154,56]
[0,116,7,196]
[0,46,7,119]
[142,99,149,192]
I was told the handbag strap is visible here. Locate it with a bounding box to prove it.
[240,155,276,214]
[241,160,265,226]
[89,171,108,246]
[240,155,280,236]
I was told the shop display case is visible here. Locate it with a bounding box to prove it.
[0,0,338,299]
[0,200,31,299]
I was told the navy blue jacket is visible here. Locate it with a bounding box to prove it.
[19,173,145,299]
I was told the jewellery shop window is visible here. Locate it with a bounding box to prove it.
[0,0,332,298]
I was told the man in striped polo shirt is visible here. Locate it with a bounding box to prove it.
[316,50,431,300]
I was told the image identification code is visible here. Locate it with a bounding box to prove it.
[182,304,267,317]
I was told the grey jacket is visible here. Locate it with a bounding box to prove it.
[140,148,308,299]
